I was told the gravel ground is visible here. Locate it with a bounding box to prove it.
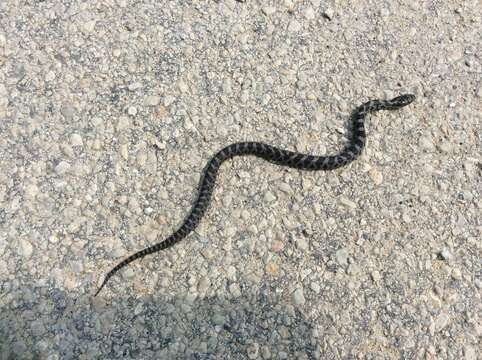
[0,1,480,359]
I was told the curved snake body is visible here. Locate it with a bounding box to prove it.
[95,94,415,296]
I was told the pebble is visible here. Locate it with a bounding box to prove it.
[18,238,33,258]
[433,313,450,332]
[437,141,452,153]
[451,268,462,280]
[127,106,137,116]
[83,20,97,33]
[70,133,83,147]
[144,95,161,106]
[292,287,305,305]
[271,239,284,252]
[303,6,315,19]
[228,283,241,297]
[295,237,309,251]
[438,248,452,261]
[247,343,259,359]
[265,261,279,276]
[211,313,225,326]
[262,6,276,16]
[264,191,276,203]
[335,248,349,266]
[322,8,334,20]
[117,116,130,131]
[371,270,382,282]
[197,277,211,293]
[419,135,434,150]
[310,281,320,294]
[464,346,476,360]
[288,20,301,32]
[339,196,356,209]
[55,161,71,175]
[368,168,383,185]
[279,182,292,193]
[128,82,142,91]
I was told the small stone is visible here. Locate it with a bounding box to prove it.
[438,248,452,261]
[24,183,38,199]
[164,95,175,106]
[335,248,349,266]
[296,237,309,251]
[438,141,452,153]
[128,82,142,91]
[83,20,97,33]
[368,168,383,185]
[261,346,271,359]
[464,345,476,360]
[279,182,292,193]
[222,78,232,94]
[198,277,210,293]
[45,70,56,82]
[70,133,83,147]
[247,343,259,359]
[264,191,276,203]
[117,116,130,131]
[371,270,382,282]
[303,6,315,19]
[61,104,75,120]
[211,313,225,326]
[339,196,356,209]
[18,238,33,258]
[434,312,450,332]
[310,281,320,293]
[271,240,284,252]
[229,283,241,297]
[178,80,188,93]
[451,268,462,280]
[292,287,305,305]
[127,106,137,116]
[71,260,83,273]
[55,161,71,175]
[322,8,334,20]
[262,6,276,15]
[419,135,434,150]
[288,19,301,32]
[222,194,232,207]
[144,95,161,106]
[265,261,279,275]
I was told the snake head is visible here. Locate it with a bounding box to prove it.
[389,94,416,108]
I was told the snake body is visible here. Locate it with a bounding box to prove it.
[95,94,415,296]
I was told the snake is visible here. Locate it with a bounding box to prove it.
[94,94,415,296]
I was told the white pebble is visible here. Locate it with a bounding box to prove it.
[264,191,276,203]
[55,161,71,175]
[288,20,301,32]
[303,6,315,19]
[369,168,383,185]
[19,239,33,258]
[128,82,142,91]
[335,248,349,266]
[262,6,276,15]
[339,196,356,209]
[144,95,161,106]
[70,133,83,147]
[292,287,305,305]
[127,106,137,116]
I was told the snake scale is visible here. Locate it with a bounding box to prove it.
[95,94,415,296]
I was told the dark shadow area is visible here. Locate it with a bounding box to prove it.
[0,283,330,359]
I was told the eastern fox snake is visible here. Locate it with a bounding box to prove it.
[95,94,415,296]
